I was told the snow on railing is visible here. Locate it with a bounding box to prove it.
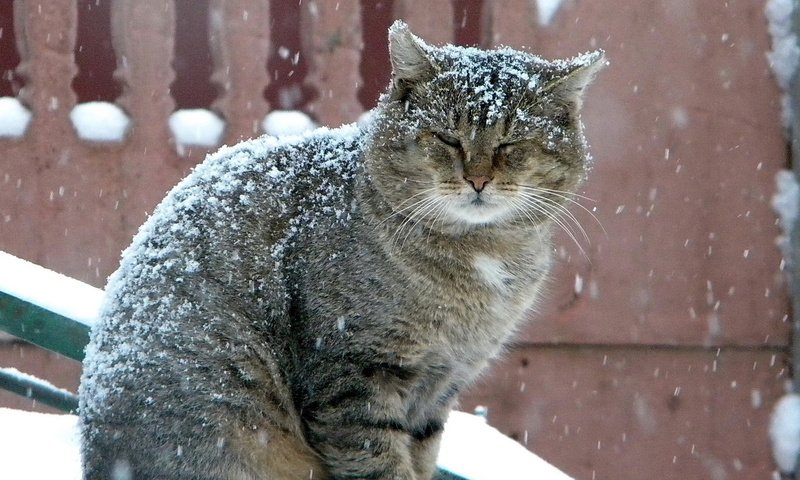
[1,0,368,149]
[0,251,102,410]
[0,251,100,364]
[0,251,102,329]
[0,367,78,413]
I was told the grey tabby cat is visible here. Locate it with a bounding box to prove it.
[79,20,603,480]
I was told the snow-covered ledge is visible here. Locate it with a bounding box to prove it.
[70,102,131,143]
[438,411,574,479]
[0,408,82,479]
[0,408,572,480]
[0,97,33,138]
[261,110,317,137]
[0,251,102,328]
[169,108,226,155]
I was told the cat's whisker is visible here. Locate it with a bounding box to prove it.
[390,194,441,248]
[517,191,590,245]
[514,194,587,256]
[388,187,439,211]
[397,195,444,249]
[516,187,592,238]
[517,184,596,202]
[425,198,452,243]
[507,197,548,247]
[390,198,435,247]
[377,188,440,229]
[531,206,586,257]
[401,195,449,248]
[517,185,606,237]
[517,185,597,218]
[528,198,589,253]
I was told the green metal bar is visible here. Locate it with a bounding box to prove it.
[0,290,90,361]
[434,470,466,480]
[0,368,78,413]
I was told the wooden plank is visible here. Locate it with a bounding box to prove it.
[0,0,789,348]
[497,0,791,347]
[483,0,538,49]
[8,0,126,287]
[111,0,194,242]
[0,3,40,267]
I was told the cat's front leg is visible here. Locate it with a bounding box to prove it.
[410,428,443,480]
[307,418,418,479]
[409,406,451,480]
[303,400,418,479]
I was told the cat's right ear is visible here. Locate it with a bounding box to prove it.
[387,20,437,102]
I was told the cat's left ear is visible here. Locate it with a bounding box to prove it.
[541,50,606,109]
[387,20,438,102]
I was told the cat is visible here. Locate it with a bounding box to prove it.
[79,20,604,480]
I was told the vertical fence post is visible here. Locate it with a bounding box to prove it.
[301,0,364,127]
[209,0,271,144]
[111,0,181,238]
[482,0,536,48]
[393,0,454,46]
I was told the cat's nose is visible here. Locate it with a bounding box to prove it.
[464,175,492,193]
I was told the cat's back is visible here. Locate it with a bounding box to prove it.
[80,124,364,418]
[106,122,364,306]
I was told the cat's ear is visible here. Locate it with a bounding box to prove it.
[541,50,606,109]
[387,20,437,102]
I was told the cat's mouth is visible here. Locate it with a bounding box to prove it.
[470,196,486,206]
[444,190,512,226]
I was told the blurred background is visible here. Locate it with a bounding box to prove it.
[0,1,792,478]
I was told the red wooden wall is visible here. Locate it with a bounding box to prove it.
[0,1,791,479]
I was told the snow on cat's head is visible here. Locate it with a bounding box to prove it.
[366,21,604,234]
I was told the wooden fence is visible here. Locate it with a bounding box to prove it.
[0,1,792,479]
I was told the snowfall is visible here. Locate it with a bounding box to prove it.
[0,4,579,473]
[2,0,800,475]
[0,98,578,478]
[0,252,575,480]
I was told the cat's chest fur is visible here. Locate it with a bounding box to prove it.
[295,211,551,386]
[413,240,550,357]
[290,216,551,433]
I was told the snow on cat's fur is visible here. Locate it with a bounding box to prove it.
[80,21,603,479]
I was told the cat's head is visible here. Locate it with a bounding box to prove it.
[365,20,605,235]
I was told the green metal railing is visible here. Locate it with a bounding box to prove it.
[0,291,90,362]
[0,290,86,413]
[0,367,79,412]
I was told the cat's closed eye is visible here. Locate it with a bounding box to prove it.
[497,142,517,152]
[435,132,462,149]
